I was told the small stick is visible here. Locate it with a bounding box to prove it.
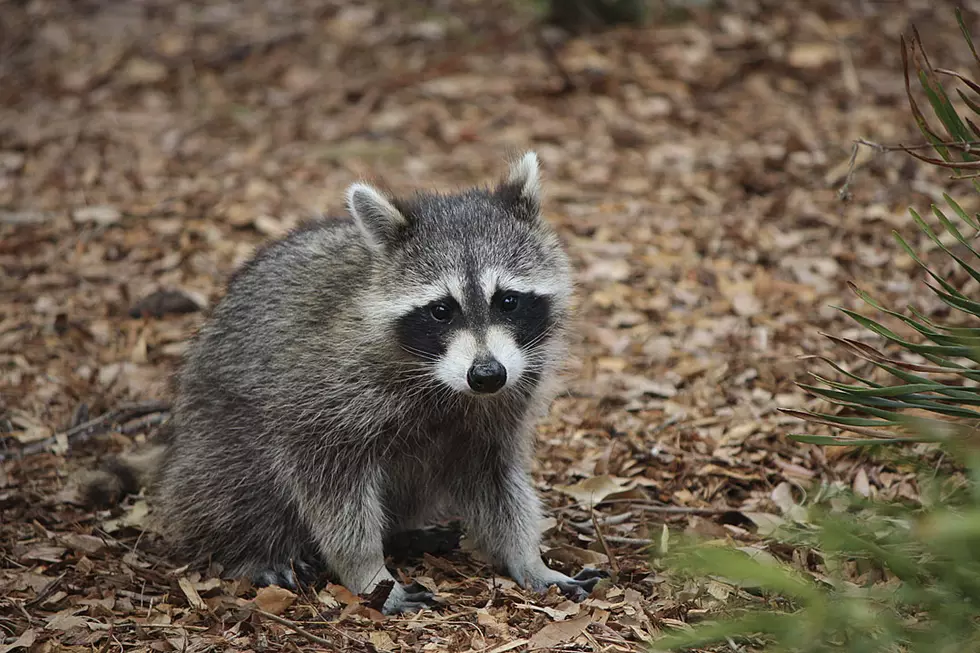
[570,498,736,515]
[252,608,337,648]
[6,401,170,460]
[590,508,620,577]
[119,413,170,435]
[837,140,862,202]
[600,536,654,546]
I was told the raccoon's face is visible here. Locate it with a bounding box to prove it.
[349,152,572,397]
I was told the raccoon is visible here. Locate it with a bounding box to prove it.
[86,152,604,614]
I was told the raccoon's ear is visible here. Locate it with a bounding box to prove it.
[496,151,541,222]
[346,182,408,252]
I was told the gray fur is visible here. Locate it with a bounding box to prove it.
[90,153,603,613]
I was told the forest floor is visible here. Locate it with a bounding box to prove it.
[1,0,976,651]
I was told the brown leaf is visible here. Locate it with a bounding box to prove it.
[21,545,67,563]
[324,582,363,606]
[44,609,89,632]
[59,533,106,556]
[252,586,296,615]
[317,587,340,609]
[179,577,206,611]
[369,631,396,652]
[744,512,786,537]
[485,640,530,653]
[129,289,206,318]
[788,42,839,69]
[543,545,609,568]
[528,612,591,649]
[72,205,121,225]
[0,628,37,653]
[854,468,871,498]
[553,475,636,505]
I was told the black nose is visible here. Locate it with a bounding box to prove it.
[466,358,507,394]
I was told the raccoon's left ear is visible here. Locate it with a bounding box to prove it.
[496,151,541,222]
[346,182,409,253]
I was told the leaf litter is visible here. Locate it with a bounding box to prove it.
[0,0,974,651]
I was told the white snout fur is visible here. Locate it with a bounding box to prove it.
[485,326,525,386]
[435,328,526,393]
[435,331,481,393]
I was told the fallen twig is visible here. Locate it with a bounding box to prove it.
[570,498,737,515]
[252,608,337,648]
[629,502,738,516]
[591,508,621,577]
[569,511,635,533]
[119,413,171,435]
[5,401,170,460]
[598,535,654,547]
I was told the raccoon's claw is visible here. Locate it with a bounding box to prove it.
[559,568,608,599]
[381,581,441,615]
[573,568,608,583]
[529,567,608,602]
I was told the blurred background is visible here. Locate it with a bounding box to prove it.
[3,0,980,651]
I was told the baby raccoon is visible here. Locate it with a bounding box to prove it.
[87,153,603,614]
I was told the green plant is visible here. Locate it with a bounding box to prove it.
[652,10,980,653]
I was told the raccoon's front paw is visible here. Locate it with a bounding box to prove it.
[525,567,608,601]
[380,581,441,615]
[551,568,608,601]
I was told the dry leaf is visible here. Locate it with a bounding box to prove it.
[0,628,37,653]
[744,512,786,537]
[44,609,89,632]
[179,577,206,610]
[369,631,396,652]
[317,588,340,609]
[324,583,362,606]
[854,468,871,498]
[543,545,609,568]
[528,612,592,649]
[252,586,296,615]
[553,475,636,505]
[129,288,205,318]
[72,205,121,225]
[59,533,106,555]
[788,42,838,69]
[102,499,150,533]
[770,482,808,522]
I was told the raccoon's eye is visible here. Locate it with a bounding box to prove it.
[500,294,520,312]
[429,302,454,322]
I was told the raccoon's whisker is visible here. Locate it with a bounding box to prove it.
[521,324,561,351]
[399,345,442,362]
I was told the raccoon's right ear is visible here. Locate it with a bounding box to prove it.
[495,151,542,223]
[346,182,409,252]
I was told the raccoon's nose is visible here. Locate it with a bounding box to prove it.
[466,358,507,394]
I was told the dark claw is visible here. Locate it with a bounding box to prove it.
[381,584,441,615]
[557,568,608,600]
[385,598,438,614]
[573,568,608,580]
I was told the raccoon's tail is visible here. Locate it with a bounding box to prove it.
[78,439,168,507]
